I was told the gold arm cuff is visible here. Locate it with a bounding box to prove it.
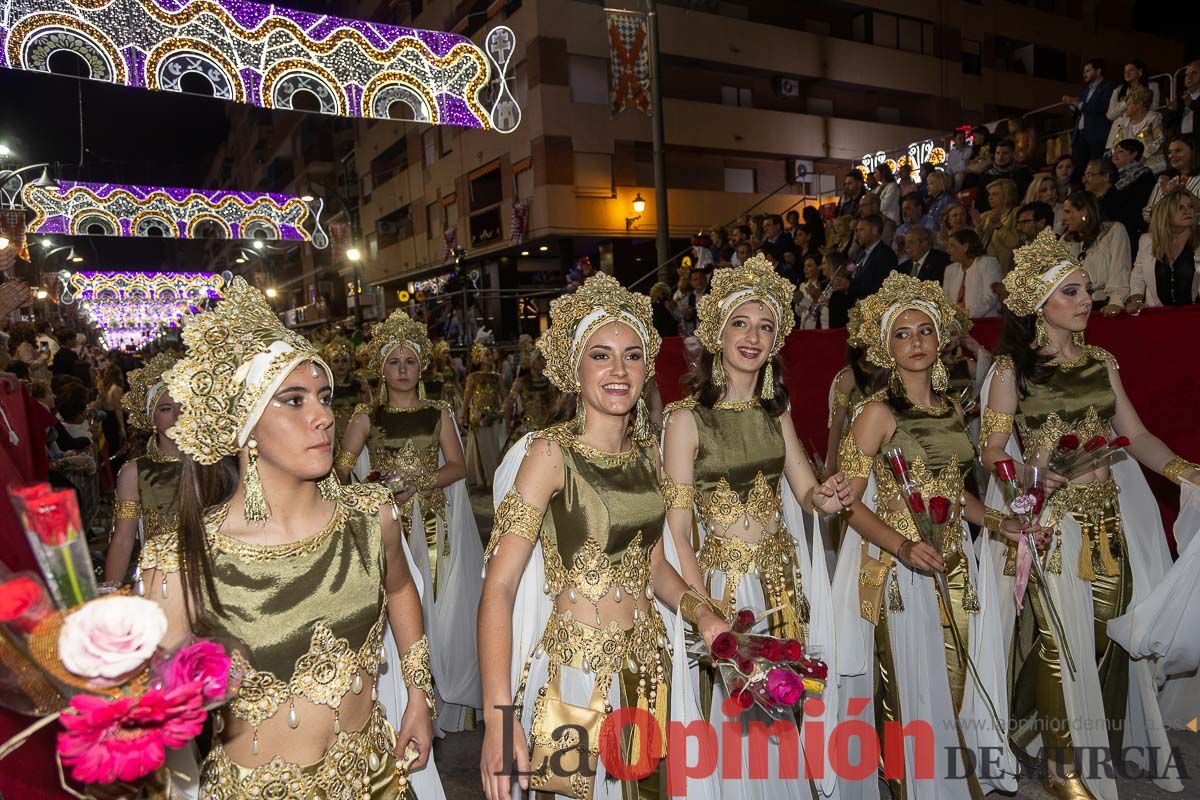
[334,450,358,470]
[113,498,141,521]
[660,477,696,511]
[837,433,874,481]
[980,408,1014,441]
[1164,457,1200,486]
[678,588,731,627]
[983,507,1007,533]
[399,634,437,719]
[483,489,543,561]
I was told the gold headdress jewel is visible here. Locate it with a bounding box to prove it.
[1002,227,1087,316]
[848,272,958,371]
[322,337,355,367]
[122,353,178,432]
[695,254,796,359]
[164,277,331,465]
[536,272,660,394]
[369,310,432,376]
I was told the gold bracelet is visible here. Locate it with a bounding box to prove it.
[983,507,1007,533]
[979,408,1014,441]
[660,477,696,511]
[399,634,437,718]
[334,450,358,470]
[483,489,543,561]
[1164,457,1200,486]
[837,434,873,481]
[678,588,731,627]
[113,498,141,521]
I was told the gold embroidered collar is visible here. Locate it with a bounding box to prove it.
[713,399,759,411]
[210,501,345,561]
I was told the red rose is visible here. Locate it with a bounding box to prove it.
[1108,436,1130,449]
[907,492,927,515]
[1029,485,1046,515]
[995,460,1018,482]
[367,471,382,483]
[782,639,803,662]
[1083,436,1108,453]
[22,489,81,547]
[928,496,952,526]
[710,632,739,661]
[733,688,755,709]
[1057,434,1080,452]
[0,576,50,633]
[736,657,756,675]
[760,639,784,663]
[886,449,909,476]
[733,609,756,633]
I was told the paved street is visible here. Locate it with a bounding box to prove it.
[448,489,1200,798]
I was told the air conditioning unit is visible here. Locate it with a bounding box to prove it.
[377,220,399,235]
[786,158,814,183]
[774,77,800,98]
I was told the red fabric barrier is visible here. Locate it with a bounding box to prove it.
[656,306,1200,538]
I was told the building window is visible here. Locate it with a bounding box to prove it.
[806,97,834,116]
[962,39,982,76]
[422,129,438,167]
[724,167,756,193]
[370,136,408,188]
[853,11,935,56]
[720,86,753,107]
[376,205,413,249]
[469,164,503,211]
[515,166,534,202]
[426,202,441,238]
[568,54,608,105]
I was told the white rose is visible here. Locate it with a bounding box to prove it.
[58,595,167,680]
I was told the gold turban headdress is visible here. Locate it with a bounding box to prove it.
[536,271,659,394]
[695,254,795,358]
[370,311,432,376]
[322,337,355,366]
[848,272,958,391]
[1002,227,1088,316]
[122,353,178,432]
[164,277,331,465]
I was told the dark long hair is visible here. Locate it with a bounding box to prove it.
[683,350,789,416]
[175,455,238,629]
[995,309,1056,397]
[548,390,653,436]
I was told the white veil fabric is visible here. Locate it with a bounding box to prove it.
[831,470,1016,800]
[490,433,716,800]
[978,366,1182,798]
[1108,483,1200,729]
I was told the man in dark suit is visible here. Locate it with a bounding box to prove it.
[1064,58,1116,180]
[762,214,795,258]
[849,214,898,299]
[1162,60,1200,138]
[902,226,950,284]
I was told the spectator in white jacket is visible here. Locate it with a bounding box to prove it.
[1127,187,1200,310]
[1061,191,1131,315]
[942,229,1003,317]
[873,162,901,225]
[1142,134,1200,223]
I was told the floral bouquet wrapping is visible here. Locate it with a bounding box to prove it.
[1040,433,1130,480]
[703,608,827,720]
[2,483,243,798]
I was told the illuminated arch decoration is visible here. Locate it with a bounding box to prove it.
[0,0,521,132]
[59,270,227,350]
[23,181,328,247]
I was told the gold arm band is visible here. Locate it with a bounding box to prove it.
[831,390,850,411]
[837,433,874,481]
[1164,457,1200,486]
[979,408,1015,441]
[113,498,141,521]
[678,588,732,627]
[983,507,1007,533]
[399,634,437,718]
[334,450,358,470]
[483,489,543,561]
[660,477,696,511]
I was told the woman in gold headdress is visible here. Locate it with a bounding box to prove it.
[502,344,557,449]
[478,273,729,800]
[138,278,442,799]
[661,255,851,800]
[980,228,1196,798]
[462,344,506,487]
[104,353,186,586]
[833,272,1027,800]
[335,310,484,734]
[325,337,373,448]
[424,340,462,412]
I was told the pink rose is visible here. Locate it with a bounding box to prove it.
[765,667,804,706]
[58,596,166,683]
[163,641,231,704]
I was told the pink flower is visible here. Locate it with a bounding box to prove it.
[163,641,231,704]
[765,668,804,706]
[57,682,207,785]
[58,596,166,683]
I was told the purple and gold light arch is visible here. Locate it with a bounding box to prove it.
[59,270,227,350]
[0,0,520,132]
[24,181,328,246]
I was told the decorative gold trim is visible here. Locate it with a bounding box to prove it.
[484,490,543,561]
[980,408,1015,441]
[660,477,696,511]
[399,634,436,717]
[838,434,874,481]
[713,399,759,411]
[333,450,358,470]
[113,498,141,521]
[1164,457,1199,486]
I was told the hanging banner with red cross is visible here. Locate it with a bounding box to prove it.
[606,10,651,116]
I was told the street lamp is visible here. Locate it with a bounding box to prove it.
[36,289,48,300]
[626,193,646,231]
[0,236,8,250]
[0,144,11,158]
[252,240,265,251]
[306,178,364,325]
[345,247,361,262]
[265,287,278,299]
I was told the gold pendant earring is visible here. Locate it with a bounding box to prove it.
[377,377,388,407]
[760,361,775,400]
[711,352,726,387]
[1035,309,1050,348]
[243,439,270,523]
[931,359,949,393]
[418,380,426,400]
[574,394,587,435]
[633,396,650,440]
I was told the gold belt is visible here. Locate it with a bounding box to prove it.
[535,610,668,698]
[698,529,809,639]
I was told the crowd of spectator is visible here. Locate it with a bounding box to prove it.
[653,56,1200,335]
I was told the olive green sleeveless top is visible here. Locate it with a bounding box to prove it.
[533,425,664,600]
[363,401,447,512]
[331,378,370,443]
[465,371,503,429]
[138,484,392,730]
[135,449,182,540]
[871,394,976,505]
[1009,346,1117,451]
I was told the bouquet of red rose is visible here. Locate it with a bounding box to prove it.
[1043,434,1131,480]
[703,608,827,720]
[2,483,244,794]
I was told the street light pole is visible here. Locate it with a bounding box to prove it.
[308,178,363,326]
[645,0,671,284]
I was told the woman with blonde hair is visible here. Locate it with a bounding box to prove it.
[938,201,972,250]
[925,169,955,227]
[978,177,1022,271]
[1024,173,1066,234]
[1128,187,1200,309]
[1106,86,1165,174]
